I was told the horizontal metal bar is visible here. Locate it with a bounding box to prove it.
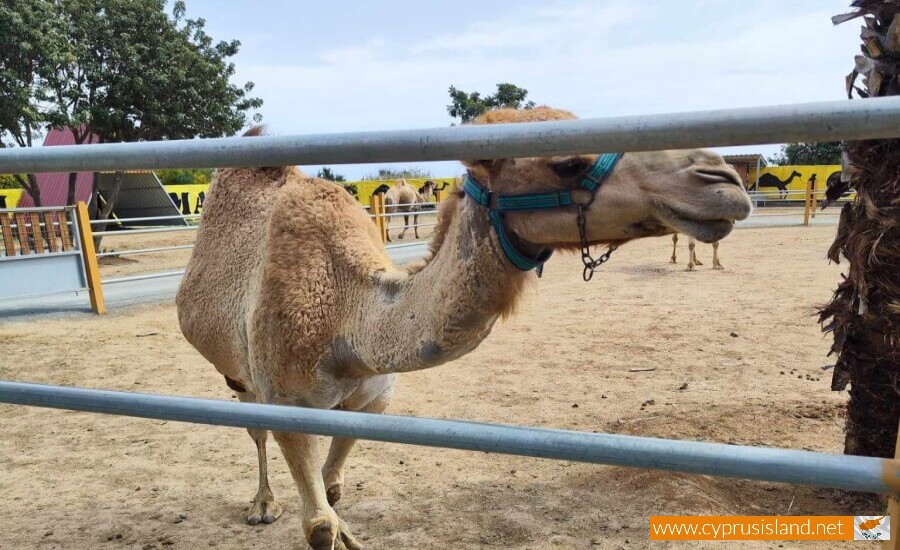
[101,269,185,285]
[381,211,438,219]
[0,206,73,213]
[385,241,430,250]
[0,381,895,494]
[2,98,900,173]
[385,202,439,208]
[0,250,82,263]
[96,244,194,258]
[90,214,200,225]
[92,226,198,236]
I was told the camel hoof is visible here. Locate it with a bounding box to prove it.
[713,265,725,270]
[308,518,365,550]
[247,500,282,526]
[326,484,342,506]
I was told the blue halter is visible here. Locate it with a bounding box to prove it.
[462,153,622,274]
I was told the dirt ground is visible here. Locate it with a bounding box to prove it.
[0,224,879,550]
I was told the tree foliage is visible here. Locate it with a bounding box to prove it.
[768,142,842,165]
[316,167,346,182]
[0,0,70,204]
[0,0,262,208]
[447,83,536,123]
[156,169,214,186]
[363,167,432,180]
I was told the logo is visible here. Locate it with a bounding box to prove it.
[854,516,890,541]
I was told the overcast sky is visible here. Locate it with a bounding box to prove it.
[183,0,859,179]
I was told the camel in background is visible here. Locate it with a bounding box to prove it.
[670,233,723,270]
[176,107,752,550]
[381,179,423,241]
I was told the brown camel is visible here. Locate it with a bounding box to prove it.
[382,179,422,241]
[176,107,752,550]
[670,233,723,270]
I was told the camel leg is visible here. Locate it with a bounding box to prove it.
[322,389,393,506]
[273,431,364,550]
[712,241,724,270]
[236,391,282,525]
[398,214,409,240]
[670,233,678,263]
[687,237,701,270]
[413,213,420,239]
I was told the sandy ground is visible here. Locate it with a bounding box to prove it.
[0,224,879,550]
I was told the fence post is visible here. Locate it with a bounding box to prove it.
[74,202,106,315]
[371,194,387,243]
[803,176,814,226]
[886,422,899,550]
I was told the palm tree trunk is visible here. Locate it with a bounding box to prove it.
[822,1,900,459]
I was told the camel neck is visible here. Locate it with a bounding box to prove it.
[356,196,533,374]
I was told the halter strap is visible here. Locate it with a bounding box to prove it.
[463,153,622,272]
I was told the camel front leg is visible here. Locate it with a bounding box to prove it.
[274,431,364,550]
[413,213,420,239]
[322,388,393,506]
[712,241,724,270]
[236,391,282,525]
[670,233,678,263]
[687,237,701,270]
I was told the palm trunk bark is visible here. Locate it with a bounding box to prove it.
[822,1,900,459]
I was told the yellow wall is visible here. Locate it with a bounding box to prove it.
[748,165,842,199]
[0,189,24,208]
[162,178,461,213]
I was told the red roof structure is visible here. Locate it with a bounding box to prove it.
[16,127,99,207]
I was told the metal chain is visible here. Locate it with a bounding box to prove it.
[577,206,617,282]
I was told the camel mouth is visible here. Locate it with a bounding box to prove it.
[654,203,738,243]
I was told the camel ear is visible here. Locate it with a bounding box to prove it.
[462,159,505,182]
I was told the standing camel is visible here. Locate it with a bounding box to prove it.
[670,233,723,270]
[381,179,423,241]
[176,107,752,550]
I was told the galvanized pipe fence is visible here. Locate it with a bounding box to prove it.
[0,98,898,497]
[0,381,897,495]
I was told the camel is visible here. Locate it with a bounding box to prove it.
[176,107,752,550]
[754,170,802,199]
[382,179,424,241]
[670,233,723,270]
[820,170,850,209]
[417,180,449,205]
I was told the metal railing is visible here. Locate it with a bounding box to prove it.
[0,381,896,494]
[0,98,898,504]
[2,98,900,172]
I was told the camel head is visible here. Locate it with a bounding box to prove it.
[461,107,752,255]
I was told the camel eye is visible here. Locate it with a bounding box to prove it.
[549,157,590,179]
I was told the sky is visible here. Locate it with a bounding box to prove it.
[182,0,860,180]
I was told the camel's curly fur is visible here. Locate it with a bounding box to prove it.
[176,108,752,550]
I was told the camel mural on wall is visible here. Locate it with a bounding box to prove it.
[753,170,802,199]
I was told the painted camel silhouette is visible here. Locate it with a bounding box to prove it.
[755,170,801,199]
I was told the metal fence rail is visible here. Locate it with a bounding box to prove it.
[0,381,896,494]
[2,98,900,173]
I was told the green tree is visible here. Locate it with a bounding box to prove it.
[316,167,346,182]
[447,83,536,123]
[40,0,262,223]
[0,0,69,205]
[156,169,214,186]
[0,175,24,189]
[363,167,432,180]
[768,142,842,165]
